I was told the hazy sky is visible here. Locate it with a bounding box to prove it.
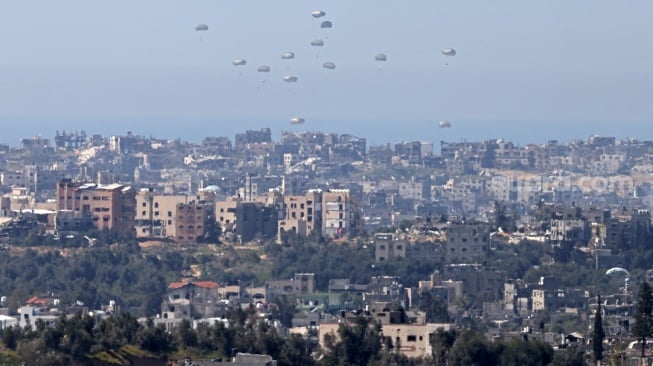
[0,1,652,144]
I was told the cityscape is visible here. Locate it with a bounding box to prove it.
[0,127,652,365]
[2,0,653,365]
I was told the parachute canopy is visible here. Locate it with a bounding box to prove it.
[311,10,326,18]
[257,65,270,72]
[311,39,324,47]
[606,267,630,276]
[232,59,247,66]
[439,120,451,128]
[375,53,387,62]
[320,21,333,29]
[283,75,298,82]
[322,61,336,70]
[195,24,208,31]
[290,117,305,125]
[281,52,295,60]
[441,48,456,56]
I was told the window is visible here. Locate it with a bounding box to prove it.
[154,202,159,208]
[142,202,146,207]
[407,335,417,342]
[142,211,146,216]
[168,211,172,217]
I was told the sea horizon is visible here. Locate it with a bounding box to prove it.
[1,117,651,149]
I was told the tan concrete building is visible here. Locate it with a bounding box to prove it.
[135,189,211,242]
[445,222,490,263]
[56,180,136,232]
[322,189,356,238]
[278,190,322,238]
[319,321,451,359]
[374,233,407,262]
[215,197,241,233]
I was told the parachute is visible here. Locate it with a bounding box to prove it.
[322,62,336,70]
[606,267,630,276]
[195,24,208,31]
[290,117,305,125]
[439,120,451,128]
[257,65,270,72]
[281,52,295,60]
[311,39,324,47]
[283,75,298,82]
[375,53,387,62]
[232,59,247,66]
[441,48,456,56]
[311,10,326,18]
[320,21,333,29]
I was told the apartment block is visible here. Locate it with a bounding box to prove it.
[56,179,136,232]
[135,189,210,242]
[278,189,322,238]
[322,189,355,238]
[374,233,407,262]
[445,222,490,263]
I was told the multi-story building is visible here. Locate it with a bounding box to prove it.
[398,181,425,201]
[606,209,651,251]
[322,189,357,238]
[374,233,407,262]
[215,197,241,232]
[445,222,490,263]
[267,273,315,298]
[278,190,322,238]
[236,202,277,242]
[319,316,452,359]
[136,190,184,239]
[56,179,136,232]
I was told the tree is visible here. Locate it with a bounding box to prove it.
[2,326,18,350]
[498,338,553,366]
[278,334,315,366]
[431,328,459,366]
[322,316,383,366]
[447,330,497,366]
[550,345,585,366]
[632,281,653,361]
[419,292,451,323]
[592,294,605,365]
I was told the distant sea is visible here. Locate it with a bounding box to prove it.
[1,117,651,149]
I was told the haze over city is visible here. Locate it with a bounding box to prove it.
[1,0,652,145]
[2,2,653,365]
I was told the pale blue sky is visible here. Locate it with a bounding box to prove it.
[0,1,651,144]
